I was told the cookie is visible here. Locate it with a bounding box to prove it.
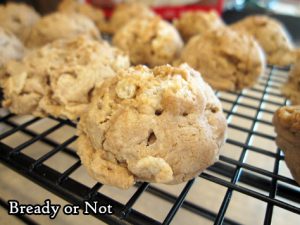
[25,12,101,48]
[77,64,227,189]
[174,11,224,42]
[273,106,300,184]
[0,2,40,42]
[113,16,183,67]
[231,15,295,67]
[58,0,107,32]
[282,54,300,105]
[108,2,155,34]
[0,27,25,69]
[176,27,265,91]
[1,36,130,120]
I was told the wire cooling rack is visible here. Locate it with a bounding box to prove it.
[0,66,299,225]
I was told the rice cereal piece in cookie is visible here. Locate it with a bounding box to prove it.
[77,64,227,189]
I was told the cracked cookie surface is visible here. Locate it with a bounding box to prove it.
[176,27,265,91]
[113,16,183,67]
[77,64,227,189]
[1,35,130,120]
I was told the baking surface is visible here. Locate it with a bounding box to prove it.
[0,67,300,224]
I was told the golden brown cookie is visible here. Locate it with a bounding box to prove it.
[25,12,101,48]
[282,54,300,105]
[1,36,130,120]
[231,15,295,67]
[176,27,265,91]
[0,2,40,42]
[113,16,183,67]
[77,64,227,189]
[174,10,224,42]
[273,106,300,184]
[0,27,25,69]
[108,2,155,34]
[58,0,107,32]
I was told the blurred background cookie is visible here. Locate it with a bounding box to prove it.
[58,0,107,32]
[231,15,296,67]
[25,12,101,48]
[108,2,155,34]
[113,16,183,67]
[0,2,40,42]
[174,10,224,42]
[0,27,25,70]
[282,53,300,105]
[273,105,300,184]
[176,27,265,91]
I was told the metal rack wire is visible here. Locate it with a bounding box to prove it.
[0,66,299,225]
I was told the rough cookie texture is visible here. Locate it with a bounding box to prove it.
[77,64,227,189]
[108,2,155,34]
[58,0,106,32]
[176,27,265,91]
[1,36,130,120]
[0,27,25,69]
[0,3,40,42]
[25,12,101,48]
[231,15,295,66]
[113,17,183,67]
[174,11,224,42]
[282,54,300,105]
[273,106,300,184]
